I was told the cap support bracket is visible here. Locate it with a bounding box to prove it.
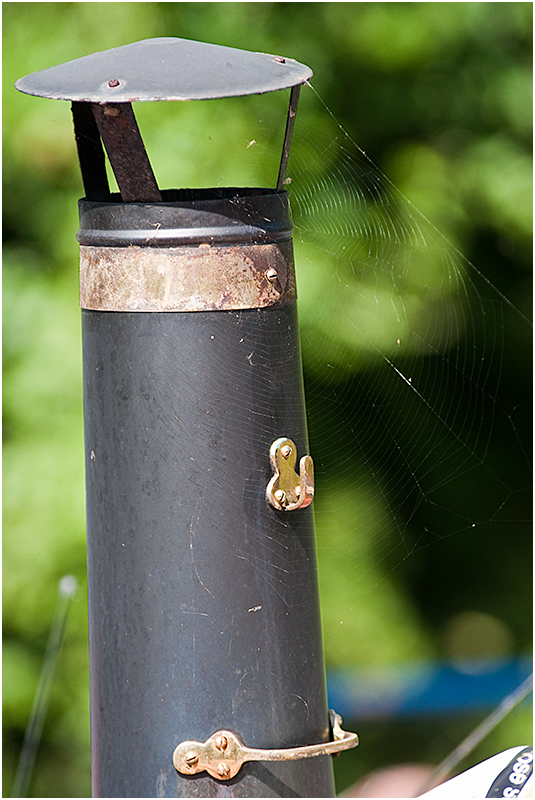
[72,102,110,201]
[277,84,301,191]
[91,102,162,203]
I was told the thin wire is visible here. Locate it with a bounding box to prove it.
[415,672,534,796]
[11,575,78,798]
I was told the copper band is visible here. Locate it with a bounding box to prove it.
[79,241,295,312]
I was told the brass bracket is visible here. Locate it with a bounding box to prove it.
[173,711,358,781]
[266,437,314,511]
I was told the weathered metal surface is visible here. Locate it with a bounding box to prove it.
[15,37,313,103]
[91,102,162,203]
[79,241,295,311]
[173,712,358,781]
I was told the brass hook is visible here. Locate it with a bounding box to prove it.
[266,437,314,511]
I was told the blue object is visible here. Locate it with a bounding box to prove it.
[327,655,533,719]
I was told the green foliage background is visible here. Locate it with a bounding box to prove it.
[3,3,532,797]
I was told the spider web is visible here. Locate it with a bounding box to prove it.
[15,84,529,666]
[283,85,531,638]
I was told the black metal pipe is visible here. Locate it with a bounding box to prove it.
[16,38,350,798]
[80,191,335,797]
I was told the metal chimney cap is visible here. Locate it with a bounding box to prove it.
[14,37,313,103]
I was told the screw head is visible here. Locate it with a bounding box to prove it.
[266,268,278,282]
[217,762,231,778]
[184,751,199,768]
[280,444,292,459]
[107,78,120,88]
[274,489,286,505]
[214,735,228,752]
